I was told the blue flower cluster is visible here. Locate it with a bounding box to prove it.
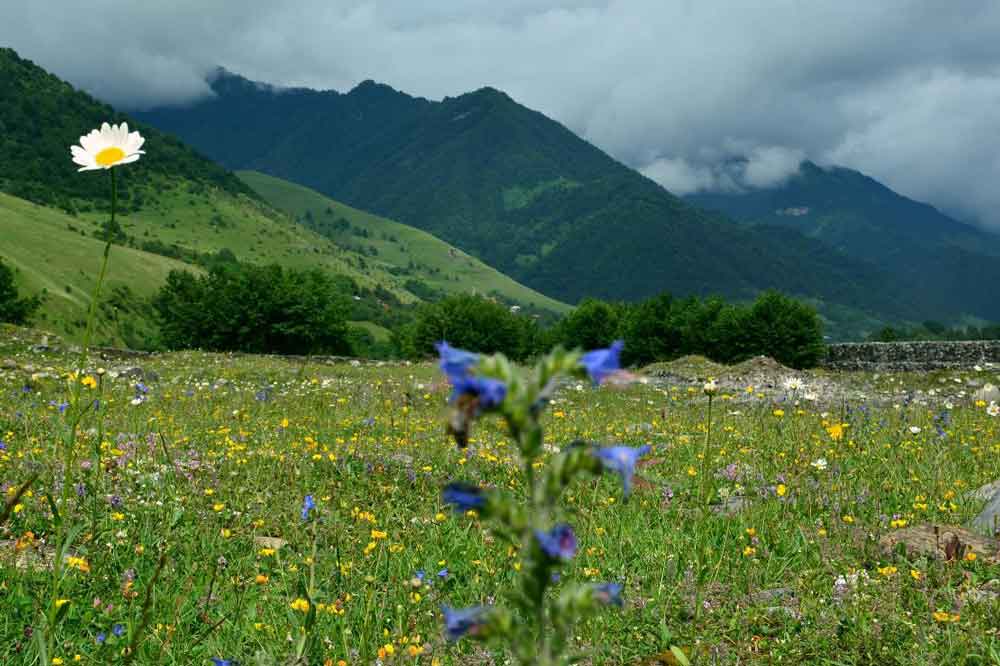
[436,339,647,648]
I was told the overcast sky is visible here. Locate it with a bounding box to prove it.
[5,1,1000,229]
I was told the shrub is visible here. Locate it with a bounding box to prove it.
[560,290,826,369]
[397,294,538,361]
[153,263,351,355]
[550,298,624,351]
[743,290,825,368]
[0,258,42,324]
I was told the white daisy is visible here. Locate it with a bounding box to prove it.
[988,402,1000,417]
[783,377,803,392]
[70,122,145,171]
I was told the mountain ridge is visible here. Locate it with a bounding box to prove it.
[687,160,1000,321]
[136,69,924,335]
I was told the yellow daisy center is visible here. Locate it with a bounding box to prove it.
[95,146,126,167]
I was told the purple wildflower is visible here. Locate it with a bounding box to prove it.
[442,483,486,513]
[301,495,316,521]
[580,340,624,385]
[442,605,491,641]
[534,524,577,561]
[595,445,651,497]
[592,582,624,607]
[435,342,480,380]
[450,375,507,409]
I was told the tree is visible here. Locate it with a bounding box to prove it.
[0,258,42,324]
[551,298,623,351]
[397,294,537,361]
[744,290,825,369]
[153,263,351,354]
[619,293,674,366]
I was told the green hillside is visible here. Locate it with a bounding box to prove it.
[237,170,569,315]
[687,161,1000,322]
[0,48,568,349]
[0,48,254,215]
[0,192,193,346]
[137,71,916,325]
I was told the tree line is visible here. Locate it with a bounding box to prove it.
[0,255,895,369]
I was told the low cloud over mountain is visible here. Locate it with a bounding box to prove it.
[5,1,1000,229]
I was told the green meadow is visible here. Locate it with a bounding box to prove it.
[1,327,999,665]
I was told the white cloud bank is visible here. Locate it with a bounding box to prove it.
[4,1,1000,227]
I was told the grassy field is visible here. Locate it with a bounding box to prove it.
[1,326,999,665]
[237,171,570,316]
[0,193,194,346]
[2,174,568,347]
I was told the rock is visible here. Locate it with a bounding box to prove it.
[964,589,1000,604]
[749,587,795,604]
[974,384,1000,404]
[120,367,159,383]
[0,359,16,370]
[253,536,287,550]
[879,524,997,560]
[389,453,414,466]
[972,493,1000,535]
[711,496,747,516]
[969,480,1000,503]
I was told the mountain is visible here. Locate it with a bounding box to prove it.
[0,49,565,346]
[137,70,921,329]
[0,48,254,214]
[687,161,1000,322]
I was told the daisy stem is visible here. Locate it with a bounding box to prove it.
[700,394,713,507]
[47,167,116,660]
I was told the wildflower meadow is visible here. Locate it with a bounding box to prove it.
[2,327,1000,664]
[1,123,1000,666]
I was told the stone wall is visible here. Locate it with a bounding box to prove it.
[823,340,1000,371]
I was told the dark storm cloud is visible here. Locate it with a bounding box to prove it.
[4,1,1000,228]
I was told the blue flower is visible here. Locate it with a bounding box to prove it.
[442,483,486,513]
[437,568,449,579]
[435,341,480,380]
[211,659,234,666]
[442,605,490,641]
[580,340,624,385]
[112,623,125,637]
[595,445,651,497]
[534,524,577,561]
[451,375,507,409]
[301,494,316,521]
[592,582,623,607]
[95,632,106,644]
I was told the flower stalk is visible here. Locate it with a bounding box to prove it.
[436,340,657,665]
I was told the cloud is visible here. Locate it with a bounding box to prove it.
[641,146,805,195]
[4,1,1000,228]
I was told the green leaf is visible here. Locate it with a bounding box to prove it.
[670,645,692,666]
